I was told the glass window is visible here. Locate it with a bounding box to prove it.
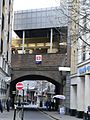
[42,17,46,23]
[37,18,41,23]
[37,12,42,17]
[82,45,86,61]
[32,12,37,17]
[17,14,20,19]
[42,11,47,17]
[32,18,37,24]
[27,13,31,18]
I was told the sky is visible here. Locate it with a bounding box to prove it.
[13,0,60,11]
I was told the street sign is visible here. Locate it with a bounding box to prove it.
[16,82,24,91]
[36,55,42,64]
[12,91,16,94]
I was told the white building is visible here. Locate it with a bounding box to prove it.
[0,0,13,107]
[70,0,90,118]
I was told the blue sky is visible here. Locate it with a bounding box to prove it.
[13,0,60,11]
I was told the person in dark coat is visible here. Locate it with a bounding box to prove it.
[6,99,10,112]
[45,101,49,110]
[48,100,51,111]
[51,100,55,111]
[0,99,3,113]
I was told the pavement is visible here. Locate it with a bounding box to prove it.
[42,110,83,120]
[0,109,22,120]
[0,106,83,120]
[0,110,14,120]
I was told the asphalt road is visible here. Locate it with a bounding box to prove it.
[23,109,54,120]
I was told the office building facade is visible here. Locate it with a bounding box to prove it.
[0,0,13,107]
[70,0,90,117]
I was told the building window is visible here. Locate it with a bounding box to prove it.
[83,14,87,33]
[3,0,5,7]
[1,39,3,53]
[89,52,90,58]
[82,45,86,61]
[9,0,11,5]
[2,14,4,30]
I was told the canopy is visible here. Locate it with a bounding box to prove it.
[53,95,65,100]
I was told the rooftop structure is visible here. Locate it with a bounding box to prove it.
[13,7,68,54]
[14,7,68,32]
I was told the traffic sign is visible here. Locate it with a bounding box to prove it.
[16,82,24,90]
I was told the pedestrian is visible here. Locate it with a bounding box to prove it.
[51,100,55,111]
[48,100,51,111]
[0,99,3,113]
[6,99,10,112]
[18,99,21,106]
[45,101,49,110]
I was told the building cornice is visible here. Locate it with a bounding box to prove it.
[70,73,77,78]
[77,59,90,68]
[0,67,9,77]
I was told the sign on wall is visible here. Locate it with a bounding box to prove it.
[79,65,90,75]
[35,55,42,64]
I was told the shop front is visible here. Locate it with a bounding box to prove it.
[70,62,90,118]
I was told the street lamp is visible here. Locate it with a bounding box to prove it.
[27,84,29,102]
[40,81,43,107]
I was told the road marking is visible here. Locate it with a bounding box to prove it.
[38,109,57,120]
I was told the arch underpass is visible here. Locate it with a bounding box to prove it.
[10,74,63,110]
[10,74,62,95]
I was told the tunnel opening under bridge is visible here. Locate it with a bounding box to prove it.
[10,74,63,110]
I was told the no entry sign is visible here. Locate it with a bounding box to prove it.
[16,82,24,90]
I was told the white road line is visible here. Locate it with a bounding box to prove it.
[38,110,56,120]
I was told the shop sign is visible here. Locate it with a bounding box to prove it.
[87,66,90,72]
[35,55,42,64]
[79,66,86,74]
[79,65,90,75]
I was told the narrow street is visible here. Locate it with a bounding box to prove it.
[0,107,83,120]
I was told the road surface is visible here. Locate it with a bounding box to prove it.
[23,109,54,120]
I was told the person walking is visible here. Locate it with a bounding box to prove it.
[51,100,55,111]
[6,99,10,112]
[45,100,49,110]
[0,99,3,113]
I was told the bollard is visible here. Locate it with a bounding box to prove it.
[13,104,17,120]
[21,89,24,120]
[21,106,24,120]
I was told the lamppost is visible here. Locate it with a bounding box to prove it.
[27,84,29,102]
[40,81,43,107]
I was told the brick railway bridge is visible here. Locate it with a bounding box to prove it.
[10,53,70,109]
[10,7,70,108]
[11,53,69,92]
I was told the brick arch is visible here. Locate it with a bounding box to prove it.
[11,69,61,84]
[10,74,61,96]
[11,74,60,85]
[11,53,67,84]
